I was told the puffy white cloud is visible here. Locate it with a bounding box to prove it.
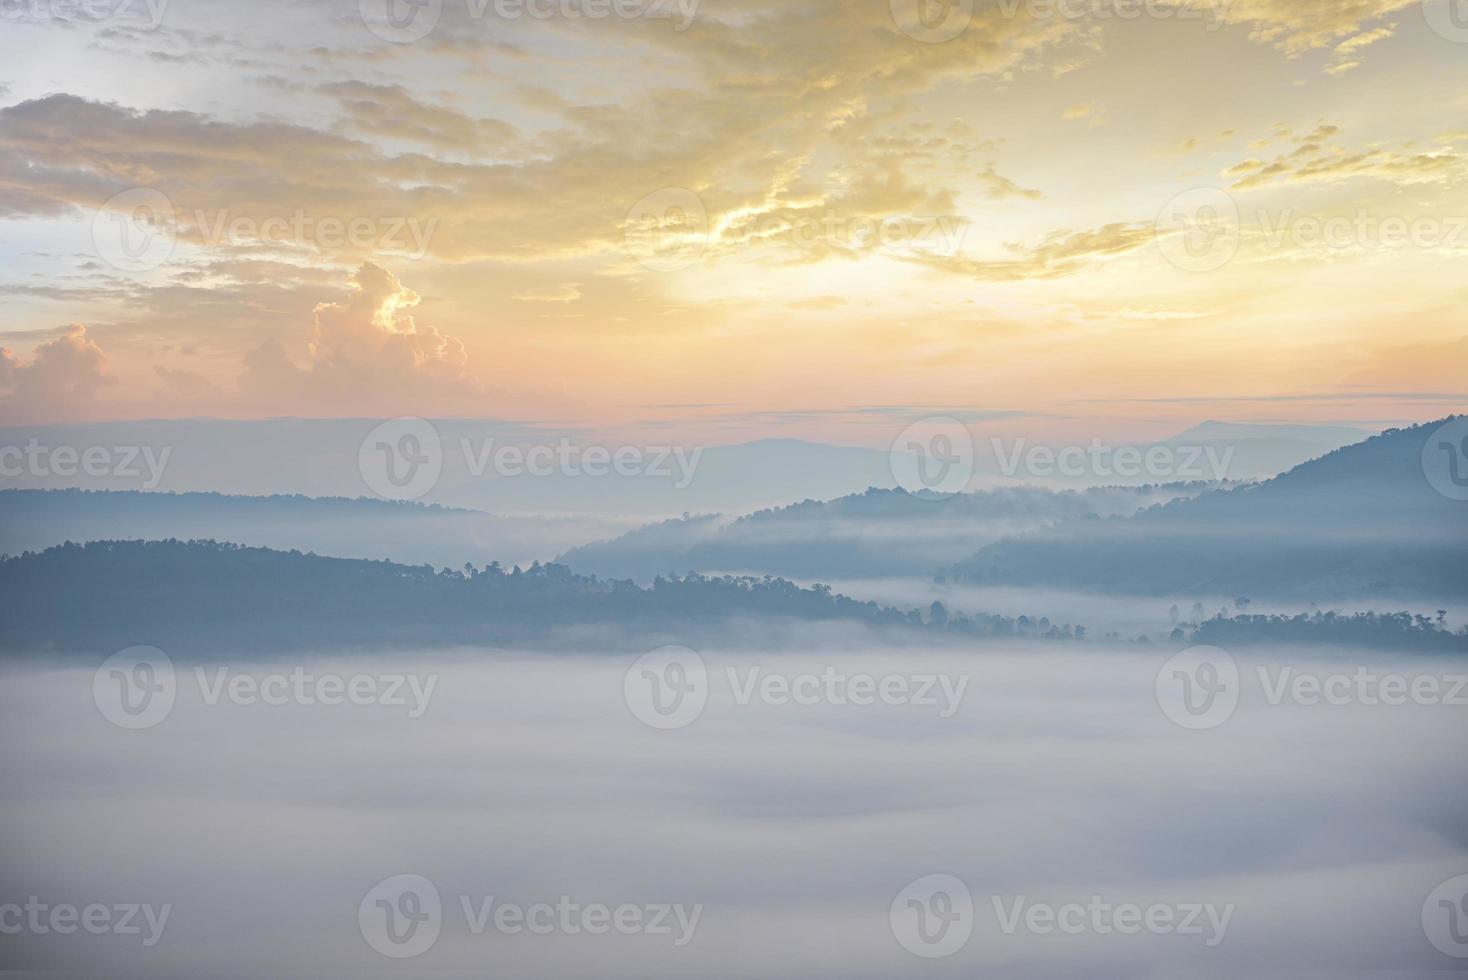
[0,324,113,422]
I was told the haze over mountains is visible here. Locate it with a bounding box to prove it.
[557,420,1466,603]
[0,490,620,570]
[952,420,1468,600]
[557,483,1215,582]
[0,418,1366,518]
[3,416,1462,652]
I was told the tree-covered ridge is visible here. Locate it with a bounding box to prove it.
[0,539,1070,655]
[559,482,1216,581]
[948,419,1468,599]
[1190,611,1467,652]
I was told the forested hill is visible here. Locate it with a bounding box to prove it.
[558,482,1214,582]
[949,419,1468,600]
[0,539,1056,655]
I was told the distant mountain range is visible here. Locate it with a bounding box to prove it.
[0,489,623,570]
[558,483,1216,582]
[948,419,1468,600]
[0,418,1369,518]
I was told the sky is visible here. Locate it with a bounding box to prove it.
[1,0,1466,444]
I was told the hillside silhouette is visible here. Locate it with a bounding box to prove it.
[949,419,1468,599]
[559,483,1215,581]
[0,539,1071,655]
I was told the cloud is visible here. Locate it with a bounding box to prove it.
[233,262,524,417]
[1224,124,1468,190]
[917,222,1157,281]
[977,165,1043,201]
[512,283,583,303]
[0,324,112,422]
[1195,0,1418,57]
[1326,23,1397,74]
[318,81,518,155]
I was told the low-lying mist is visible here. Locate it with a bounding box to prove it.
[1,639,1463,978]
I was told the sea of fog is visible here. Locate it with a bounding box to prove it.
[0,642,1464,978]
